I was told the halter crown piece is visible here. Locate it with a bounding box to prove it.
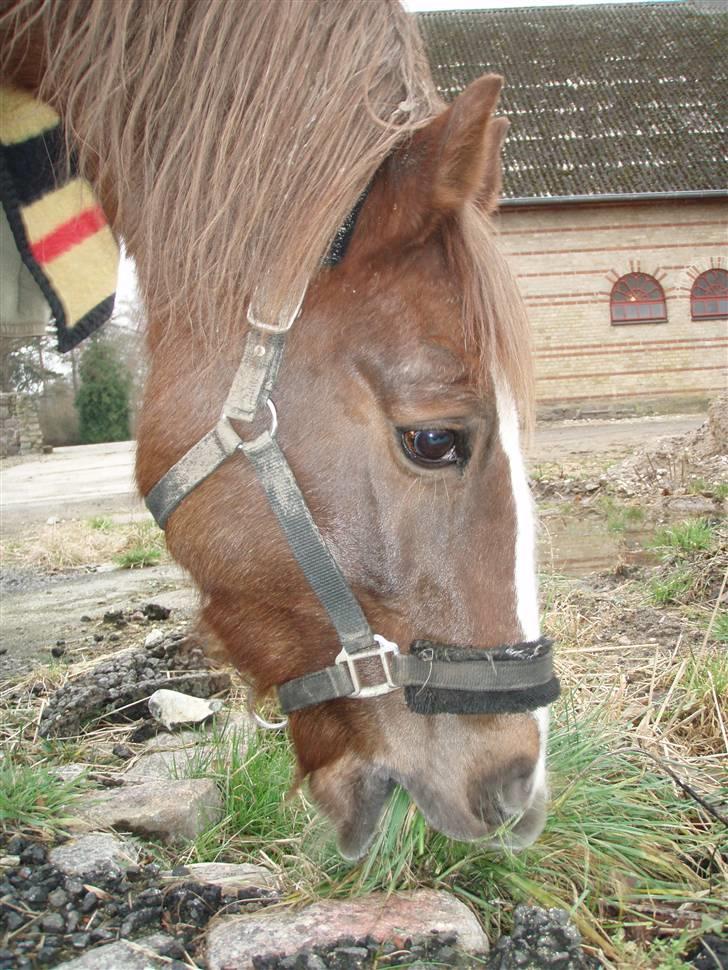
[144,214,560,719]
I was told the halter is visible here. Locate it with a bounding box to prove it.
[144,214,560,719]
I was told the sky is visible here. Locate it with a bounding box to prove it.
[404,0,669,9]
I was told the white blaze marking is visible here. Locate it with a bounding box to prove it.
[493,377,540,640]
[494,376,547,793]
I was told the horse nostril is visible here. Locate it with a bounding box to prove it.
[469,757,537,825]
[502,773,534,812]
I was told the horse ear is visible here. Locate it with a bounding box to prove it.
[477,115,509,214]
[375,74,505,247]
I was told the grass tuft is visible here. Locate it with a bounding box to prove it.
[0,756,88,835]
[114,544,162,569]
[649,569,693,605]
[0,516,167,571]
[653,520,715,558]
[598,496,646,535]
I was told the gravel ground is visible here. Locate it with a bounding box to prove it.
[1,835,599,970]
[0,835,277,969]
[35,629,229,738]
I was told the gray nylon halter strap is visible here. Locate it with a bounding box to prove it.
[277,645,556,714]
[242,432,374,654]
[145,293,377,659]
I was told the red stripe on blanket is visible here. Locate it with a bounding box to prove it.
[30,205,107,264]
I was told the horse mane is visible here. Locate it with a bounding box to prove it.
[2,0,533,418]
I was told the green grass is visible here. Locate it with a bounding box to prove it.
[0,756,88,835]
[181,700,725,965]
[687,478,728,501]
[88,515,114,532]
[712,612,728,644]
[114,545,162,568]
[178,726,316,867]
[652,519,715,558]
[649,568,694,605]
[113,520,166,568]
[597,496,645,534]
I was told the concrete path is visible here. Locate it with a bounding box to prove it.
[1,440,143,533]
[1,414,705,532]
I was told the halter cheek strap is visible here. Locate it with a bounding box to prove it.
[144,215,560,718]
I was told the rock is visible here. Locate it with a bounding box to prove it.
[488,905,589,969]
[41,912,65,932]
[73,777,223,841]
[144,629,166,648]
[205,890,488,970]
[165,862,279,893]
[51,763,88,783]
[125,712,253,780]
[49,833,140,879]
[124,729,208,779]
[50,932,175,969]
[665,495,718,515]
[148,688,223,730]
[144,603,171,621]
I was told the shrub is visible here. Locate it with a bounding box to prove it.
[75,336,131,443]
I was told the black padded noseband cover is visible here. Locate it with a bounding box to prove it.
[404,637,561,716]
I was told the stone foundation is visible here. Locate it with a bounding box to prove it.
[0,391,44,457]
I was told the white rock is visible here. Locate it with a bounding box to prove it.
[144,628,166,648]
[46,515,61,525]
[148,688,223,729]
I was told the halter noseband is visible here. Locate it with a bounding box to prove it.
[144,217,559,719]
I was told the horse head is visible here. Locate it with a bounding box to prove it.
[138,76,550,858]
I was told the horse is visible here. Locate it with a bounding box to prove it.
[1,0,558,859]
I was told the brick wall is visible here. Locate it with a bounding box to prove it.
[496,197,728,418]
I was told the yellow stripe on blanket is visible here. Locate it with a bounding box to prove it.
[0,87,59,144]
[42,228,119,328]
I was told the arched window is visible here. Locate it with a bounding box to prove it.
[691,269,728,320]
[610,273,667,324]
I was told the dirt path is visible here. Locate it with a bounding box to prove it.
[1,563,196,678]
[1,415,706,532]
[528,413,704,461]
[0,413,709,678]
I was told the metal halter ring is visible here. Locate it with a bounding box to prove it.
[246,689,288,731]
[236,398,278,453]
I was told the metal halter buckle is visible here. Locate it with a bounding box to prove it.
[336,634,400,699]
[246,286,307,334]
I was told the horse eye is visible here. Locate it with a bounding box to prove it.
[401,429,462,467]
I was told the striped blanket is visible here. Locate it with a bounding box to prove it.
[0,86,118,351]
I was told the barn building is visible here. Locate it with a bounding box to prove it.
[418,0,727,418]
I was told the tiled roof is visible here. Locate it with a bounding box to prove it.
[417,2,727,199]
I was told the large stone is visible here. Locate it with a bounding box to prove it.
[125,711,252,780]
[51,932,174,969]
[164,861,280,893]
[73,777,223,841]
[49,833,140,878]
[205,889,488,969]
[124,730,210,780]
